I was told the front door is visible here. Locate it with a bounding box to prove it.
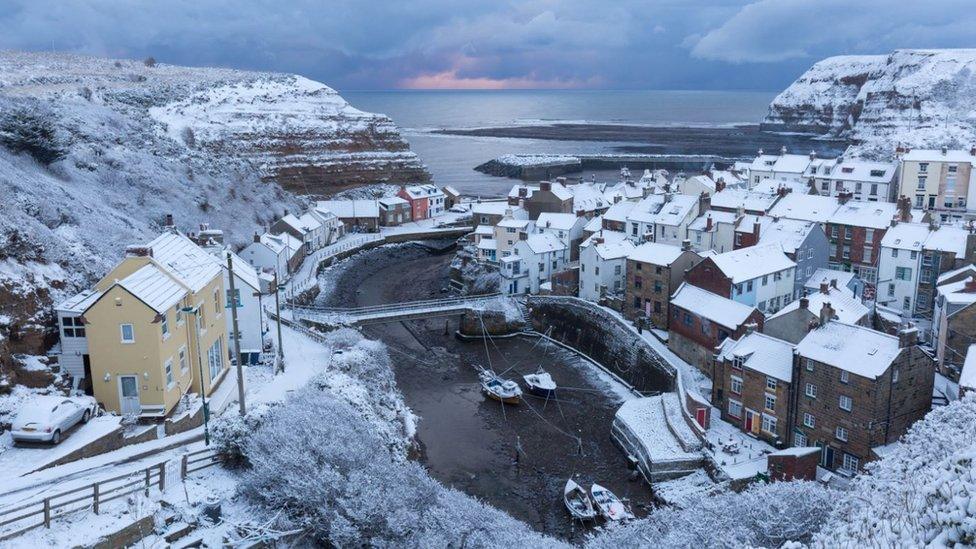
[744,409,760,434]
[820,443,835,468]
[81,355,93,396]
[118,375,140,416]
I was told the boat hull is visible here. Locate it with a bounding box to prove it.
[483,389,520,405]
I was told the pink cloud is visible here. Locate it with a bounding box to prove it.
[397,69,600,90]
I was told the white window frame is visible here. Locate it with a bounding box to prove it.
[835,426,849,442]
[842,453,859,473]
[803,413,815,428]
[764,393,776,412]
[164,358,174,388]
[120,323,135,344]
[766,377,777,391]
[840,370,849,384]
[178,346,188,373]
[839,395,853,412]
[805,383,817,398]
[161,314,170,340]
[761,414,777,435]
[728,399,743,419]
[730,375,743,395]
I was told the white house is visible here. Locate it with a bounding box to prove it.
[878,222,928,313]
[241,232,290,281]
[535,212,587,258]
[700,244,798,313]
[579,230,636,301]
[55,289,102,388]
[502,233,569,294]
[214,250,265,364]
[310,206,344,245]
[686,210,739,254]
[499,255,528,294]
[746,148,819,185]
[626,193,699,246]
[810,157,899,202]
[494,214,534,258]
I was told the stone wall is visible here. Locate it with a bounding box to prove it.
[526,298,673,394]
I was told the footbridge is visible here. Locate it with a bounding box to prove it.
[288,293,514,327]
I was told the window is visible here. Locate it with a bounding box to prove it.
[842,453,859,473]
[594,266,600,276]
[870,183,878,196]
[634,276,642,289]
[614,265,621,276]
[803,413,815,428]
[766,377,777,391]
[896,267,912,281]
[213,288,221,315]
[120,323,135,343]
[761,414,778,435]
[164,358,174,387]
[633,296,641,309]
[805,358,814,372]
[197,305,206,332]
[207,338,223,381]
[805,383,817,398]
[178,346,188,373]
[731,375,743,395]
[893,368,900,383]
[831,225,838,238]
[865,229,874,243]
[863,245,872,263]
[61,316,86,338]
[843,245,850,259]
[919,162,928,173]
[746,280,753,292]
[176,306,184,325]
[795,432,808,447]
[758,300,767,311]
[732,355,744,369]
[839,395,853,411]
[891,248,899,258]
[916,176,927,190]
[835,426,849,442]
[227,288,242,309]
[161,313,170,340]
[840,370,849,383]
[728,399,742,419]
[844,227,852,239]
[764,394,776,412]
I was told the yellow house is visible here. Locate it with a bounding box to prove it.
[71,230,230,417]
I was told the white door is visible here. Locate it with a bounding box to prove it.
[118,375,140,416]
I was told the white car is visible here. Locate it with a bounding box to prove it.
[449,204,469,213]
[10,395,98,444]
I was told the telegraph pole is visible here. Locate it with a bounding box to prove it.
[272,272,285,372]
[226,252,246,416]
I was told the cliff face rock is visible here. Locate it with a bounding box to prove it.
[148,76,429,194]
[761,49,976,156]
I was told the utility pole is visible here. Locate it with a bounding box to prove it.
[226,253,246,416]
[273,272,285,372]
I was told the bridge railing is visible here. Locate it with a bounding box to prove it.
[288,293,502,316]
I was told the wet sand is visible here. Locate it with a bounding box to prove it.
[317,244,660,541]
[436,123,848,158]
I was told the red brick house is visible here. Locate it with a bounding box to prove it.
[667,283,765,376]
[767,447,819,481]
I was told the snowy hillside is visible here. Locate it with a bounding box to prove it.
[761,49,976,157]
[0,51,424,361]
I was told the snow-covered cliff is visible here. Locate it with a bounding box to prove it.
[761,49,976,157]
[0,51,426,361]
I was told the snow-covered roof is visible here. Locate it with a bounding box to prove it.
[711,188,777,213]
[758,218,817,254]
[265,232,303,254]
[767,193,840,224]
[922,224,969,255]
[960,344,976,390]
[769,446,820,457]
[474,225,494,236]
[881,222,929,251]
[116,264,187,313]
[497,217,532,230]
[936,277,976,308]
[938,264,976,284]
[710,244,796,283]
[523,233,567,255]
[378,196,408,207]
[568,183,609,212]
[628,242,688,266]
[401,184,444,199]
[223,250,260,292]
[147,231,223,293]
[824,158,897,183]
[278,213,309,235]
[583,215,603,233]
[769,286,869,325]
[654,195,698,226]
[507,184,539,199]
[828,201,901,229]
[751,177,811,196]
[56,289,103,314]
[442,185,460,196]
[670,283,757,329]
[796,321,901,379]
[902,148,976,163]
[471,201,520,217]
[683,175,716,193]
[688,210,739,232]
[603,200,636,223]
[804,268,857,291]
[316,199,379,219]
[477,238,497,251]
[536,212,581,231]
[717,332,794,382]
[581,230,634,260]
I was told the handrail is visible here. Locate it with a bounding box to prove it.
[289,293,502,315]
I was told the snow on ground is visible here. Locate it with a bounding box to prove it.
[0,415,122,478]
[616,397,698,461]
[705,407,776,481]
[653,470,725,508]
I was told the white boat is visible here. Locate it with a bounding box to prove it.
[590,483,634,522]
[563,479,598,521]
[620,166,632,180]
[480,371,522,404]
[523,370,557,398]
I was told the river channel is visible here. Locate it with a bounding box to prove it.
[315,242,670,541]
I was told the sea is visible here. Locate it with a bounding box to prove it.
[342,90,776,197]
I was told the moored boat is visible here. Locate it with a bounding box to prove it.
[523,370,557,398]
[590,483,634,522]
[480,371,522,404]
[563,479,598,521]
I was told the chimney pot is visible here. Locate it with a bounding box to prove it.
[819,302,834,326]
[820,281,829,294]
[164,213,174,227]
[518,187,528,198]
[830,278,838,290]
[540,181,552,192]
[799,296,809,310]
[705,214,713,232]
[682,239,691,251]
[253,232,261,243]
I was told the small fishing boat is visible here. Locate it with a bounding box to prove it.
[563,479,598,521]
[523,370,557,398]
[480,371,522,404]
[620,166,632,180]
[590,484,634,522]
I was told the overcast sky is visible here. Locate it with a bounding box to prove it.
[2,0,976,91]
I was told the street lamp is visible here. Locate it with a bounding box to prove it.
[181,306,211,446]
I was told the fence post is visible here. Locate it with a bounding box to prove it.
[144,468,151,497]
[92,483,99,515]
[181,454,188,479]
[158,462,166,492]
[42,498,50,528]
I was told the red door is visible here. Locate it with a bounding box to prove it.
[744,412,753,432]
[695,407,708,429]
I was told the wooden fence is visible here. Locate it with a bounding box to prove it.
[0,448,221,542]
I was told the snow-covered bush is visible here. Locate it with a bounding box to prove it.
[210,401,277,468]
[0,100,68,165]
[586,481,833,548]
[814,394,976,546]
[239,388,561,547]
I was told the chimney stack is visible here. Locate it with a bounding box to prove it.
[819,302,834,326]
[164,213,174,227]
[781,145,787,155]
[518,187,528,198]
[809,150,816,160]
[799,296,809,310]
[715,178,726,193]
[253,232,261,243]
[614,195,622,204]
[519,231,528,241]
[540,181,552,192]
[753,221,761,239]
[898,325,918,348]
[837,191,853,205]
[964,274,976,293]
[819,281,830,294]
[705,214,713,232]
[897,195,912,222]
[699,191,711,213]
[941,145,948,156]
[830,278,838,290]
[682,239,692,251]
[970,145,975,157]
[576,209,586,218]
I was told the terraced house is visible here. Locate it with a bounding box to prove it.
[57,230,230,417]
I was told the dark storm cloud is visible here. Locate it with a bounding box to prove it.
[1,0,975,90]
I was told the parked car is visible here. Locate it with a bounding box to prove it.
[449,204,469,213]
[10,395,98,445]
